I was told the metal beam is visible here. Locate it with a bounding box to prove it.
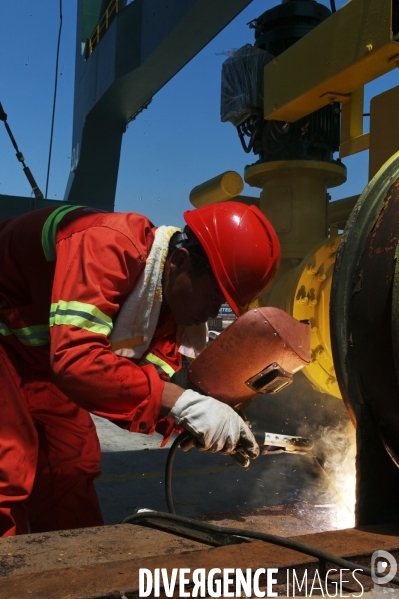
[65,0,253,207]
[263,0,399,123]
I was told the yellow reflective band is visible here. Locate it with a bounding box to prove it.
[42,205,84,261]
[50,300,113,336]
[0,320,50,346]
[0,321,12,337]
[143,353,175,378]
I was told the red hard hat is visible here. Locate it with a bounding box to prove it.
[183,201,280,316]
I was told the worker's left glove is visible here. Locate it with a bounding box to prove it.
[168,389,259,466]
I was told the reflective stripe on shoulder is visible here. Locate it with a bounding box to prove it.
[0,321,12,337]
[141,353,176,378]
[0,319,50,346]
[42,205,84,261]
[50,300,113,336]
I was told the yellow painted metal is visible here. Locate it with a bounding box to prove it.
[189,171,244,208]
[259,236,343,399]
[244,160,347,397]
[341,87,365,142]
[244,160,346,260]
[339,87,370,158]
[340,133,370,159]
[369,85,399,180]
[245,160,346,190]
[263,0,399,122]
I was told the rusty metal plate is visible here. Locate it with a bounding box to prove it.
[187,307,311,407]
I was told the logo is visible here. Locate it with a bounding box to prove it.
[219,303,234,316]
[371,550,397,585]
[139,567,365,597]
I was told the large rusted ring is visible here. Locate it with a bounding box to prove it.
[330,151,399,464]
[392,243,399,388]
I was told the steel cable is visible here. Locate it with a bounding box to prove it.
[45,0,63,199]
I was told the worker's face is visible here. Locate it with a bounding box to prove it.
[163,249,225,326]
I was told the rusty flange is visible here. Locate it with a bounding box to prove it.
[330,151,399,463]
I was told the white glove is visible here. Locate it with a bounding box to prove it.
[168,389,259,460]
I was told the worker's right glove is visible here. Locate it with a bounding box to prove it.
[168,389,259,467]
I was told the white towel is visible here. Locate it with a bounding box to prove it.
[177,323,208,359]
[110,225,207,360]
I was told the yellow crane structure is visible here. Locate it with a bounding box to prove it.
[189,0,399,524]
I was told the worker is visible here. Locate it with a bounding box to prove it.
[0,201,280,536]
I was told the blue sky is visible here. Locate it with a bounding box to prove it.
[1,0,398,227]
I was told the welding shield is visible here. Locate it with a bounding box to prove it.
[187,307,311,408]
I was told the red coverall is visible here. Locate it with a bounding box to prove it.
[0,206,182,536]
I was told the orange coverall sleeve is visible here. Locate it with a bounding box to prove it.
[50,225,165,435]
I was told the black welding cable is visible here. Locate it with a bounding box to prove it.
[158,430,399,586]
[165,431,191,514]
[330,0,336,12]
[45,0,63,199]
[123,511,399,586]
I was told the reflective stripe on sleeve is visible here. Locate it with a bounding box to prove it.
[141,352,176,378]
[0,320,12,338]
[0,320,50,346]
[49,300,113,336]
[42,205,84,261]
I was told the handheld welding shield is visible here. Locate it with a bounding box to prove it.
[186,307,311,408]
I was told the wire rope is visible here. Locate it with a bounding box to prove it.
[45,0,63,199]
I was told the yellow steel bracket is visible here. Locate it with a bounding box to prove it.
[369,85,399,179]
[263,0,399,123]
[339,87,370,159]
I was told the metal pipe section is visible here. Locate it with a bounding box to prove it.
[244,159,346,263]
[189,171,244,208]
